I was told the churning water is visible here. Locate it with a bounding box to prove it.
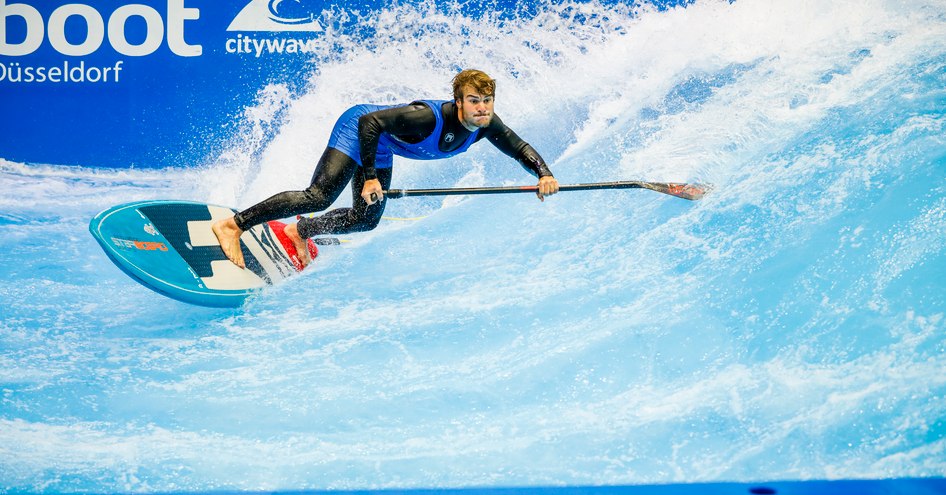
[2,0,945,491]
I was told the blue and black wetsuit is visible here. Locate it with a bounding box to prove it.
[233,100,553,238]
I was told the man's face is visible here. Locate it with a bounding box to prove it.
[457,86,494,129]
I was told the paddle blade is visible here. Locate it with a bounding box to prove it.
[642,182,712,200]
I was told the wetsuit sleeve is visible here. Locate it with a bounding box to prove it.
[484,115,553,178]
[358,103,437,181]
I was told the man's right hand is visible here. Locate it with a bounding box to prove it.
[361,178,383,205]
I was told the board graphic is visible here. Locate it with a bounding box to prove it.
[89,200,317,307]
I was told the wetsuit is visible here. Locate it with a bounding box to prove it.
[233,100,552,238]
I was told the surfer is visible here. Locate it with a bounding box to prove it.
[212,69,559,269]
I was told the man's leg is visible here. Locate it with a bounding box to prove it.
[295,166,393,238]
[213,148,358,268]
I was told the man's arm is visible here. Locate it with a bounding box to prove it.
[484,115,559,200]
[484,115,554,178]
[357,103,436,180]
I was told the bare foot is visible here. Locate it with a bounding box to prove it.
[283,222,311,269]
[212,217,245,268]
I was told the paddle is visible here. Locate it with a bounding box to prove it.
[323,181,708,245]
[375,180,711,202]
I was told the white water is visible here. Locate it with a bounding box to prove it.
[2,0,946,491]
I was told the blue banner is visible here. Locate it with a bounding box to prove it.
[0,0,379,168]
[1,0,689,169]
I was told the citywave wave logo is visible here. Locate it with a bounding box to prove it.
[228,0,323,32]
[226,0,324,57]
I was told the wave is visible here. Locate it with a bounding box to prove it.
[2,0,946,491]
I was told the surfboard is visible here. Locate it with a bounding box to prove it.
[89,200,318,308]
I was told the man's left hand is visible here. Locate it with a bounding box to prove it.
[537,176,559,202]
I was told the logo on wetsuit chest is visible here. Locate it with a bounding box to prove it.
[443,132,455,143]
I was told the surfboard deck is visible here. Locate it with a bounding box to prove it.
[89,200,318,308]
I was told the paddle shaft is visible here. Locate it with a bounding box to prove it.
[381,180,709,201]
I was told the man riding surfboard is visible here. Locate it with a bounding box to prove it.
[213,69,559,268]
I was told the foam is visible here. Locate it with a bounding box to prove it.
[2,0,946,490]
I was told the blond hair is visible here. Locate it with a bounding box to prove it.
[452,69,496,101]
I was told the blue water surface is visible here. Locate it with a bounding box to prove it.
[2,0,946,492]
